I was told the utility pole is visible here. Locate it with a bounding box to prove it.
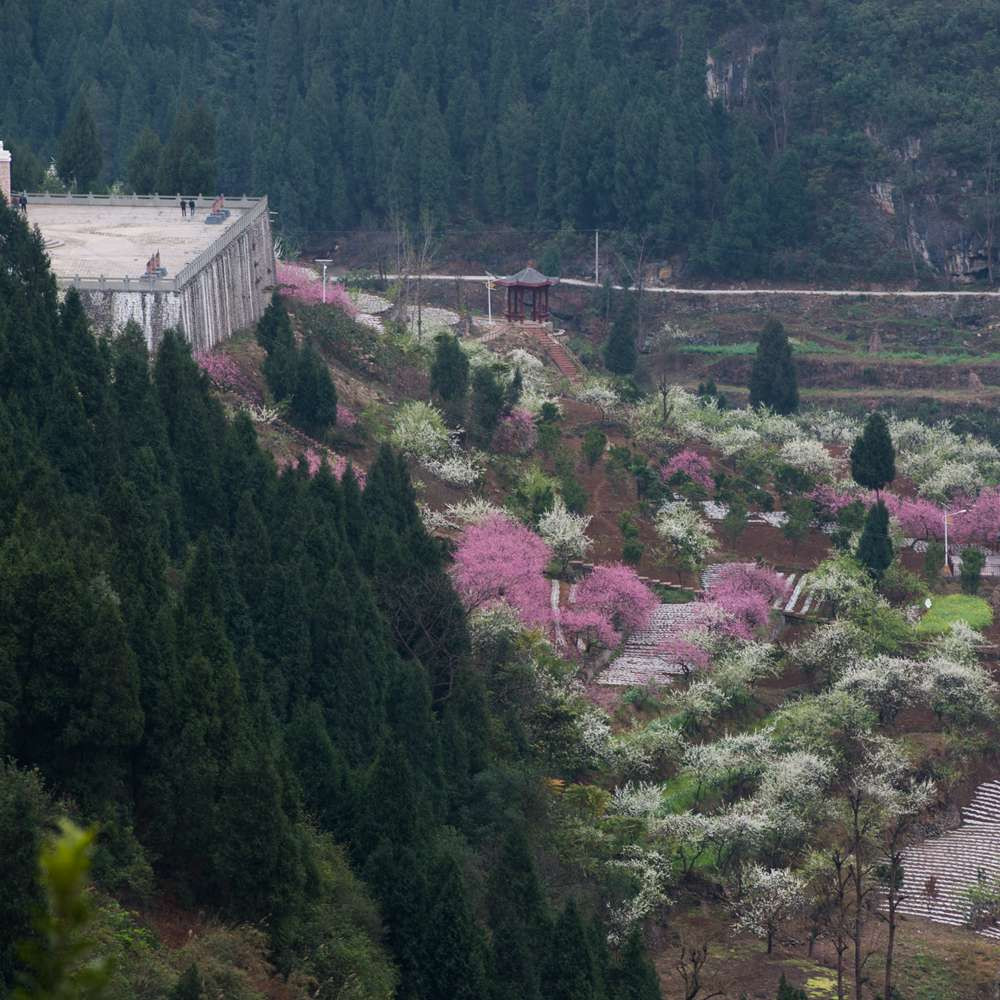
[594,230,599,285]
[315,258,332,303]
[486,277,494,324]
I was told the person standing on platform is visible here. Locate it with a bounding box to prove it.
[180,198,187,219]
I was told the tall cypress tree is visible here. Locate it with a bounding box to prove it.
[57,96,102,191]
[850,412,896,496]
[856,500,893,581]
[605,294,638,374]
[749,319,798,414]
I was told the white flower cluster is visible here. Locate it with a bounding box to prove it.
[417,503,452,533]
[732,864,806,943]
[797,409,861,445]
[778,438,837,480]
[609,781,665,817]
[683,730,775,787]
[575,708,616,768]
[654,501,717,567]
[444,498,507,525]
[538,497,592,566]
[390,401,451,459]
[612,720,687,779]
[714,643,782,691]
[423,452,484,486]
[575,378,622,418]
[890,417,1000,499]
[605,846,674,947]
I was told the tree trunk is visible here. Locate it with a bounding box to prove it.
[852,807,864,1000]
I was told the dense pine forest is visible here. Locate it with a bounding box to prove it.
[4,0,1000,279]
[0,201,663,997]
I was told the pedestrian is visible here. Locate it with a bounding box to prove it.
[18,193,27,216]
[181,199,187,219]
[188,198,196,220]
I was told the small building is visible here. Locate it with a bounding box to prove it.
[496,265,558,323]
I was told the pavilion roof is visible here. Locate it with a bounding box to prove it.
[495,265,559,287]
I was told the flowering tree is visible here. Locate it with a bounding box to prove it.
[492,408,538,454]
[276,262,358,315]
[779,438,837,481]
[704,563,786,639]
[423,452,483,486]
[654,502,717,583]
[337,403,358,428]
[576,379,621,421]
[537,497,592,571]
[451,514,551,627]
[732,865,806,953]
[568,563,657,648]
[661,449,715,492]
[389,401,451,459]
[195,351,244,388]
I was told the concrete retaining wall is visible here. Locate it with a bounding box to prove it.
[70,198,274,352]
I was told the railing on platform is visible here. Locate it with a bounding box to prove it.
[46,196,269,293]
[27,192,264,209]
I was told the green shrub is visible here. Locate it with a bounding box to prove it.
[923,540,945,582]
[960,547,986,595]
[581,428,607,467]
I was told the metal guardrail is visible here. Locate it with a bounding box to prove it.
[28,192,264,209]
[48,196,269,293]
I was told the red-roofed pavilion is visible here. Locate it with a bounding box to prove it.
[495,265,558,322]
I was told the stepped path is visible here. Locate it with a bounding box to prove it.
[598,603,708,686]
[541,331,583,383]
[893,781,1000,939]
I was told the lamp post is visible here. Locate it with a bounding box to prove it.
[944,508,968,576]
[485,276,495,324]
[314,258,333,303]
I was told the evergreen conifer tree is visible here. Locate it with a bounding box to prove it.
[856,500,893,581]
[126,127,163,195]
[471,365,508,443]
[850,412,896,495]
[605,294,638,374]
[290,345,338,437]
[749,319,798,414]
[170,963,204,1000]
[57,97,102,191]
[430,333,470,403]
[543,900,602,1000]
[609,929,661,1000]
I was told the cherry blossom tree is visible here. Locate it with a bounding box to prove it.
[662,450,715,492]
[704,564,786,639]
[276,262,358,314]
[491,408,538,454]
[451,514,552,627]
[567,563,657,649]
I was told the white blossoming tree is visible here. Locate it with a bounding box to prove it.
[779,438,837,481]
[576,379,622,421]
[390,401,450,459]
[654,501,717,583]
[537,497,593,572]
[732,864,806,953]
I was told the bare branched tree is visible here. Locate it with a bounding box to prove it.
[675,943,724,1000]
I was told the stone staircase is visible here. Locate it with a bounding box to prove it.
[598,603,708,687]
[892,780,1000,939]
[542,332,583,383]
[700,565,823,618]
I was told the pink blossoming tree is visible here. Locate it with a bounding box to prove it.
[451,514,552,627]
[661,449,715,492]
[704,563,786,639]
[566,563,658,650]
[492,408,538,455]
[276,262,358,315]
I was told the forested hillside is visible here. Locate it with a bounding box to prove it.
[4,0,1000,280]
[0,202,663,997]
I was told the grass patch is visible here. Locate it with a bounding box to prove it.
[654,585,696,603]
[915,594,993,635]
[659,771,702,814]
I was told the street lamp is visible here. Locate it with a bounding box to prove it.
[943,508,968,576]
[314,259,333,304]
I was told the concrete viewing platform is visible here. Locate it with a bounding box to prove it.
[21,193,275,351]
[31,197,251,286]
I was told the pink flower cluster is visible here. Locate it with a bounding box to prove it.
[661,449,715,491]
[809,485,871,518]
[451,518,657,651]
[337,404,358,428]
[195,351,243,387]
[276,262,357,316]
[451,514,553,627]
[278,448,367,488]
[882,488,1000,547]
[564,564,658,649]
[491,408,538,454]
[704,562,786,640]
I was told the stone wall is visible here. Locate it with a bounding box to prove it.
[70,198,275,352]
[177,207,275,352]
